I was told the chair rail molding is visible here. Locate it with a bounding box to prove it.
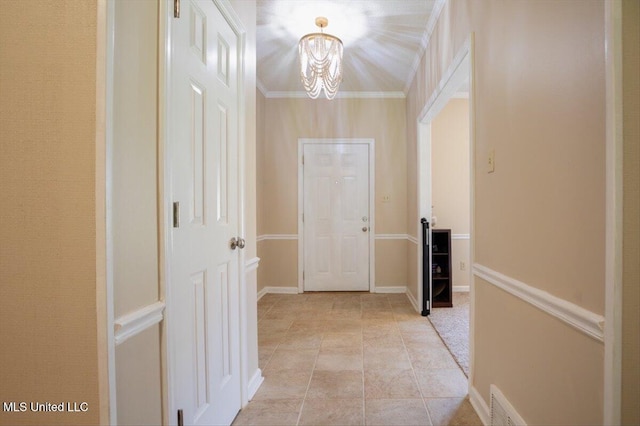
[114,301,165,345]
[473,263,605,342]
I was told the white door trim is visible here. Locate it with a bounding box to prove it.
[416,34,475,390]
[298,138,376,293]
[162,1,247,424]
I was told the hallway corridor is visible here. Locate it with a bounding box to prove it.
[233,292,482,425]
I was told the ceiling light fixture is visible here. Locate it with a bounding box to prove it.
[298,17,343,100]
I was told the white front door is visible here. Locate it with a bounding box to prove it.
[168,1,242,424]
[303,143,370,291]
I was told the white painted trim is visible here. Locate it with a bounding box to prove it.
[604,1,624,424]
[298,139,375,294]
[452,233,470,240]
[405,288,420,313]
[451,91,469,99]
[256,234,298,242]
[418,37,472,123]
[262,286,300,295]
[374,286,407,294]
[453,286,470,293]
[407,235,419,245]
[157,1,171,423]
[114,301,166,346]
[247,368,264,400]
[473,264,605,342]
[264,91,406,99]
[257,287,268,301]
[245,257,260,272]
[468,385,490,426]
[375,233,408,240]
[256,78,268,97]
[404,0,447,94]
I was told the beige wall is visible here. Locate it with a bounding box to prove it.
[622,0,640,423]
[257,97,407,289]
[0,1,101,424]
[406,0,607,422]
[111,0,163,423]
[432,98,471,288]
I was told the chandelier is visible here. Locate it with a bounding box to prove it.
[298,17,343,100]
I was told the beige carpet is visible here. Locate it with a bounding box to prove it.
[428,292,470,376]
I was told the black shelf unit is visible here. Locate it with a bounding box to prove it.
[431,229,453,308]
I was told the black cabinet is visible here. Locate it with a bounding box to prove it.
[431,229,453,307]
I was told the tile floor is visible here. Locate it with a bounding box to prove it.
[233,292,482,426]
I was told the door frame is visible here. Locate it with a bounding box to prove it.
[297,138,376,293]
[161,0,248,424]
[416,34,475,387]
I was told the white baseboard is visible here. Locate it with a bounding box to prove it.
[374,286,407,294]
[258,286,300,300]
[247,368,264,401]
[405,288,421,312]
[453,285,470,292]
[468,384,490,426]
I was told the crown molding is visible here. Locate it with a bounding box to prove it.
[263,90,406,99]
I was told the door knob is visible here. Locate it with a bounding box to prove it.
[362,227,369,232]
[230,237,246,250]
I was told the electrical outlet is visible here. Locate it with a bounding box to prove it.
[460,261,466,271]
[382,195,391,203]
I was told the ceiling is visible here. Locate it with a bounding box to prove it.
[256,0,440,97]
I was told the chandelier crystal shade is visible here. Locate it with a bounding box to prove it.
[298,17,343,100]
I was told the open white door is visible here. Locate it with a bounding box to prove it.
[167,1,242,424]
[303,143,370,291]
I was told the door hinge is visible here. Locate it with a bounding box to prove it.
[302,213,304,223]
[174,0,180,18]
[302,155,304,165]
[303,271,305,280]
[173,202,180,228]
[177,409,184,426]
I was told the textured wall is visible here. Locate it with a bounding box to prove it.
[257,97,407,289]
[405,0,607,423]
[621,0,640,423]
[0,1,100,424]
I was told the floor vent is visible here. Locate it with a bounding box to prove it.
[490,385,526,426]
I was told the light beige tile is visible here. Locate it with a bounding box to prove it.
[425,397,482,426]
[262,348,318,372]
[232,399,302,425]
[415,369,468,398]
[406,346,459,369]
[325,319,362,332]
[253,369,312,400]
[364,368,421,399]
[365,399,432,426]
[361,310,394,321]
[306,370,363,399]
[278,330,324,350]
[315,346,363,371]
[322,331,363,349]
[299,398,364,425]
[364,346,411,370]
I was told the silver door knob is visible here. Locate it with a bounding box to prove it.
[230,237,245,250]
[362,227,368,232]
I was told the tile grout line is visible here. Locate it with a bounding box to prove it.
[395,301,436,426]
